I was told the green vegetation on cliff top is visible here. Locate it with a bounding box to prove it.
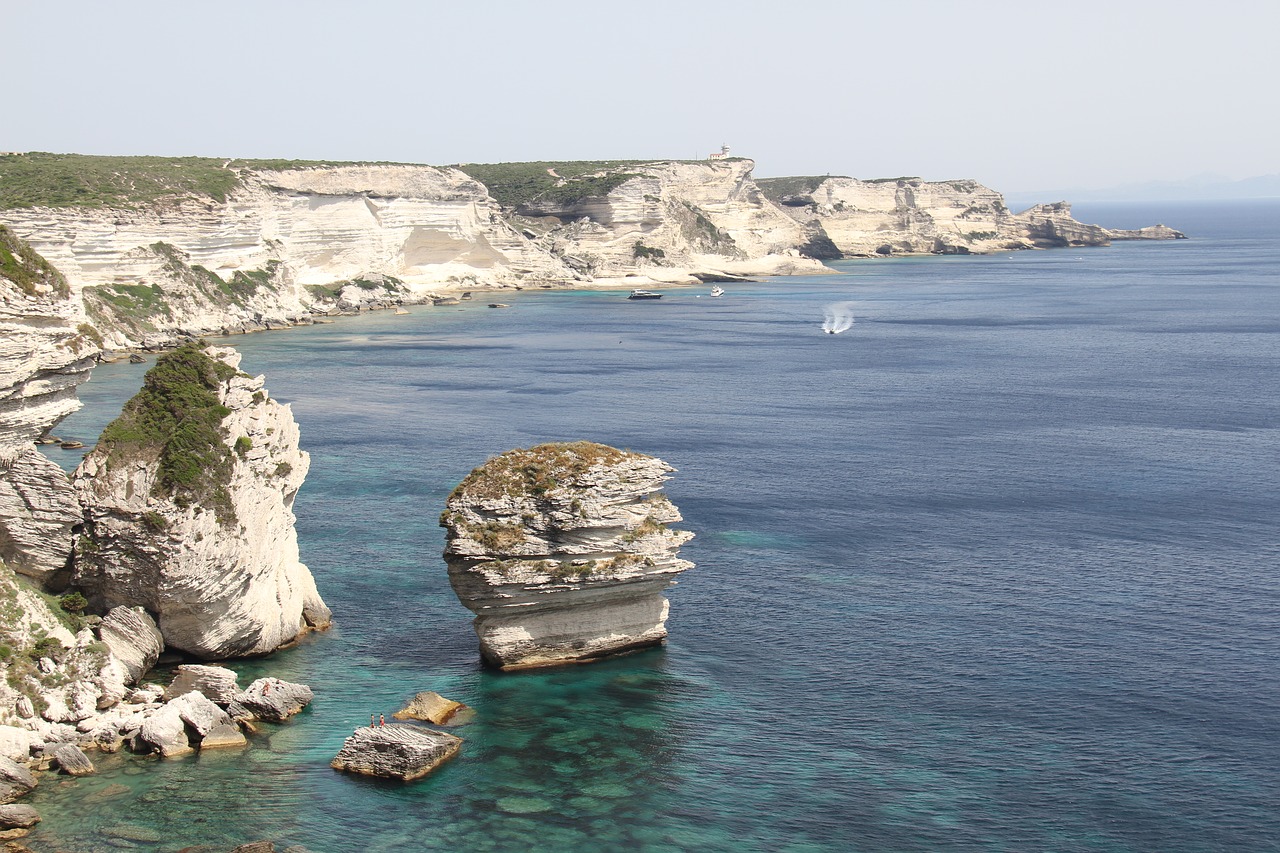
[0,152,397,209]
[454,160,735,210]
[98,343,240,523]
[755,175,851,204]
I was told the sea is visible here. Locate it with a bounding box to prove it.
[27,201,1280,852]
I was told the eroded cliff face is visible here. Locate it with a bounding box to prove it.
[442,441,694,670]
[0,226,96,583]
[2,164,580,348]
[72,344,330,659]
[513,159,829,282]
[759,176,1185,256]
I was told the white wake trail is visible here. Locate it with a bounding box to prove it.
[822,301,856,334]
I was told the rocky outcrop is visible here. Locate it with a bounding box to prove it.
[97,606,164,685]
[442,441,694,669]
[393,691,474,726]
[3,163,579,348]
[509,159,828,283]
[0,226,96,583]
[50,744,94,777]
[758,176,1185,257]
[73,344,330,658]
[330,724,462,781]
[228,678,313,723]
[0,757,36,804]
[163,664,240,704]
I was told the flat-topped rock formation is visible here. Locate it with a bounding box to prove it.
[72,343,330,658]
[442,441,694,669]
[331,724,462,781]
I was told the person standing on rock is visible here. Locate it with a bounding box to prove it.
[371,714,376,727]
[379,714,385,727]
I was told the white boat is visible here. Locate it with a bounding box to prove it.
[627,289,662,300]
[710,286,725,297]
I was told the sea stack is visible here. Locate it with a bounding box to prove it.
[72,343,330,659]
[441,441,694,669]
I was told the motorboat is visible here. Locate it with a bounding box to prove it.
[710,286,725,297]
[627,289,662,300]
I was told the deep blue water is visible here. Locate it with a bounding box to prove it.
[31,202,1280,852]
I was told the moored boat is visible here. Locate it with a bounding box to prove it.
[628,289,662,300]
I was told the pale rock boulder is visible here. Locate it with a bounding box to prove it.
[73,346,331,659]
[393,691,474,726]
[163,664,240,704]
[97,606,164,685]
[137,703,192,758]
[443,441,695,669]
[330,724,462,781]
[0,448,82,586]
[0,755,36,804]
[50,743,95,776]
[166,691,233,739]
[199,723,247,750]
[0,726,37,761]
[230,678,313,723]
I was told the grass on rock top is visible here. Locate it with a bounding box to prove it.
[0,223,69,296]
[97,343,241,524]
[448,441,636,503]
[0,152,401,209]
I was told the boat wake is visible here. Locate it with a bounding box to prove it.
[822,302,855,334]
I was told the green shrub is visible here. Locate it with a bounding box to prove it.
[97,342,239,524]
[235,436,252,457]
[58,592,88,615]
[273,461,292,478]
[632,242,666,261]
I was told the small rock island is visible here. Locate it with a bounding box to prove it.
[441,441,694,669]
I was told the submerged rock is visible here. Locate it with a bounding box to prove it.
[72,344,331,659]
[330,724,462,781]
[392,691,474,726]
[442,441,694,669]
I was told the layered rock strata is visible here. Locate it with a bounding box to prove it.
[331,725,463,781]
[3,164,579,348]
[0,226,97,583]
[510,160,830,283]
[758,176,1186,256]
[72,344,330,658]
[442,441,694,670]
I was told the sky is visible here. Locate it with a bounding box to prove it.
[6,0,1278,193]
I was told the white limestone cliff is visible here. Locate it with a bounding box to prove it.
[442,441,694,669]
[514,159,830,282]
[0,227,97,583]
[72,344,330,659]
[760,176,1185,256]
[2,163,580,348]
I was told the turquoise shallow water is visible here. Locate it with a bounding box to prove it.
[30,201,1280,852]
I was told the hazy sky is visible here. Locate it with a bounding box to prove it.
[7,0,1278,192]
